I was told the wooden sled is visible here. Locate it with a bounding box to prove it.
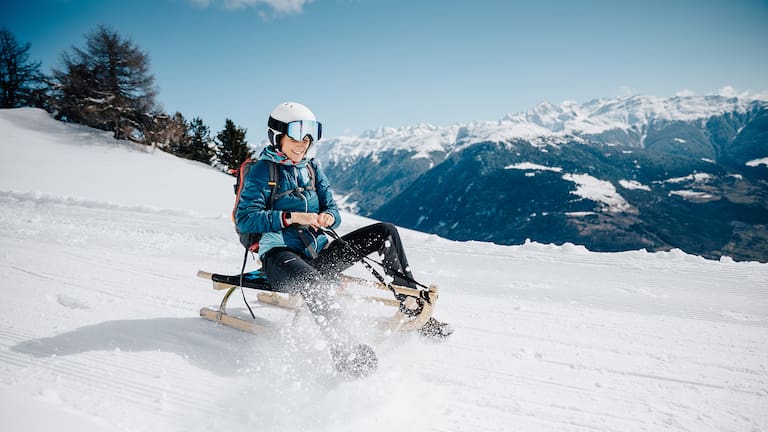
[197,270,439,336]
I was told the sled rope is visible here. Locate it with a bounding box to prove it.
[239,248,257,319]
[322,227,431,296]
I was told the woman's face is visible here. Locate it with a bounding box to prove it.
[280,134,311,163]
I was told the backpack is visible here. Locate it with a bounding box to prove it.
[232,158,316,251]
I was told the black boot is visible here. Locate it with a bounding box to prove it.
[419,317,454,340]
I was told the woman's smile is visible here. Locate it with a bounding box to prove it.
[281,135,311,163]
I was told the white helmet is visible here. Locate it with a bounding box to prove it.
[267,102,322,147]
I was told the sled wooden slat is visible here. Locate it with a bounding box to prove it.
[197,270,213,279]
[341,275,434,300]
[338,291,401,307]
[256,292,302,309]
[199,307,268,334]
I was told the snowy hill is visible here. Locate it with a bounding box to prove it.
[0,108,234,217]
[1,108,767,432]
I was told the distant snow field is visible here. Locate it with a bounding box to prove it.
[562,173,632,213]
[505,162,564,172]
[669,190,719,201]
[619,179,651,191]
[747,157,768,167]
[1,109,767,432]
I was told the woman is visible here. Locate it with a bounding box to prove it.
[235,102,448,375]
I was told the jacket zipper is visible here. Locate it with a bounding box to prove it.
[294,166,318,252]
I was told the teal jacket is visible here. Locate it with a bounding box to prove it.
[234,146,341,259]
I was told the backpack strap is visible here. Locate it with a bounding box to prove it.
[266,160,279,210]
[306,159,316,191]
[232,158,254,225]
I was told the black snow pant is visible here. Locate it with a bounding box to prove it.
[261,222,416,343]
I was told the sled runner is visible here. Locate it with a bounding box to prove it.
[197,269,441,336]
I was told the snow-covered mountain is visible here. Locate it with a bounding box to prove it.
[1,108,767,431]
[500,91,765,136]
[314,90,768,261]
[317,89,767,163]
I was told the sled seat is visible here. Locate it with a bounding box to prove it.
[197,269,278,292]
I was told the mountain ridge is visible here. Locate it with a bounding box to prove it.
[316,90,768,163]
[314,91,768,262]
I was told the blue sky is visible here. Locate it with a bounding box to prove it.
[3,0,768,141]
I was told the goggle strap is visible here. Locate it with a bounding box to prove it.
[267,116,288,133]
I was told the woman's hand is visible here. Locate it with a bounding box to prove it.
[317,212,335,228]
[291,212,334,230]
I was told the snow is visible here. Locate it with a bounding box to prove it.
[664,172,714,183]
[0,108,233,218]
[619,179,651,191]
[746,157,768,167]
[562,173,633,213]
[565,211,597,217]
[315,123,460,164]
[669,190,719,201]
[1,108,767,432]
[505,162,563,172]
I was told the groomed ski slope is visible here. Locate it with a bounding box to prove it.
[0,108,766,432]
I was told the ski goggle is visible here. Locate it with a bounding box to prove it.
[286,120,322,142]
[269,116,323,142]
